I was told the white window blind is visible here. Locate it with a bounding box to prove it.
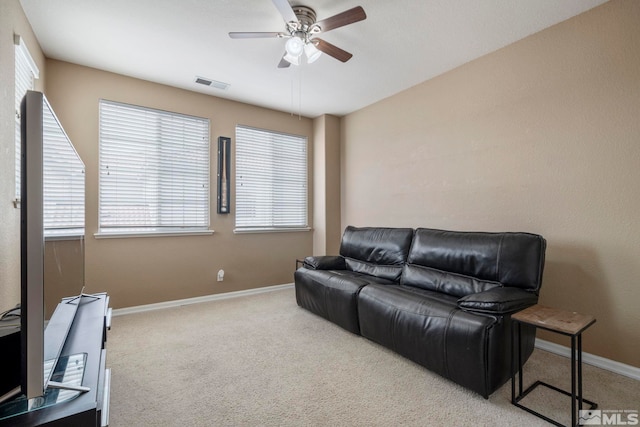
[15,35,39,204]
[235,125,308,230]
[98,100,210,233]
[42,100,85,237]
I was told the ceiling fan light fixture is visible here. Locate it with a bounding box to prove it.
[285,36,304,57]
[283,52,301,65]
[304,42,322,63]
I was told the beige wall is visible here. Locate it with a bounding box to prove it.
[341,0,640,367]
[0,0,46,312]
[44,60,313,309]
[312,114,341,255]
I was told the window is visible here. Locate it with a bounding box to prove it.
[15,34,40,206]
[98,100,210,235]
[235,125,308,231]
[42,100,85,237]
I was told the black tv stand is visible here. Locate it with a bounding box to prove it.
[0,293,112,426]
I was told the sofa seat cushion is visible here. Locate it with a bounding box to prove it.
[294,269,396,334]
[358,284,500,397]
[401,264,502,297]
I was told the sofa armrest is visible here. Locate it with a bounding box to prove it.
[457,287,538,315]
[303,255,346,270]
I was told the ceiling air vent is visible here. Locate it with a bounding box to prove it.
[195,76,230,90]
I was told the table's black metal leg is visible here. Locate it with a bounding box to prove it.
[511,320,520,403]
[511,322,515,403]
[518,322,523,396]
[571,335,577,427]
[578,333,583,412]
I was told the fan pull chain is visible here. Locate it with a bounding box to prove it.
[290,66,302,120]
[298,65,302,120]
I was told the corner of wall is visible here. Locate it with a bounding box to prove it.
[312,114,342,256]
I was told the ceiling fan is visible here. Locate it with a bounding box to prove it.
[229,0,367,68]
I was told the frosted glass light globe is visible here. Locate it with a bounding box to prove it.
[285,37,304,57]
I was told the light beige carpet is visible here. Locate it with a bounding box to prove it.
[107,287,639,426]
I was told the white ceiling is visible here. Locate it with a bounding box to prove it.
[20,0,608,118]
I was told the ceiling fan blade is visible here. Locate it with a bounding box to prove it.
[229,32,284,39]
[277,53,291,68]
[272,0,297,23]
[315,39,353,63]
[314,6,366,33]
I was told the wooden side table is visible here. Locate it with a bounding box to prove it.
[511,304,597,427]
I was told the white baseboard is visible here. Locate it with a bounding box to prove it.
[112,283,294,317]
[112,286,638,382]
[535,338,640,381]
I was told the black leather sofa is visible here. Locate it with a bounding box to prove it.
[294,226,546,398]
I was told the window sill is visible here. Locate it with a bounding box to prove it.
[94,229,214,239]
[233,227,311,234]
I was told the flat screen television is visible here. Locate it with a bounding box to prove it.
[0,91,85,406]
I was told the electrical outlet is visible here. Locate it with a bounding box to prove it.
[217,269,225,282]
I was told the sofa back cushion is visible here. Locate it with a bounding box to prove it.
[401,264,502,297]
[340,226,414,281]
[407,228,546,292]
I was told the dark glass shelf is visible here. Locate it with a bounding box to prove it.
[0,353,87,420]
